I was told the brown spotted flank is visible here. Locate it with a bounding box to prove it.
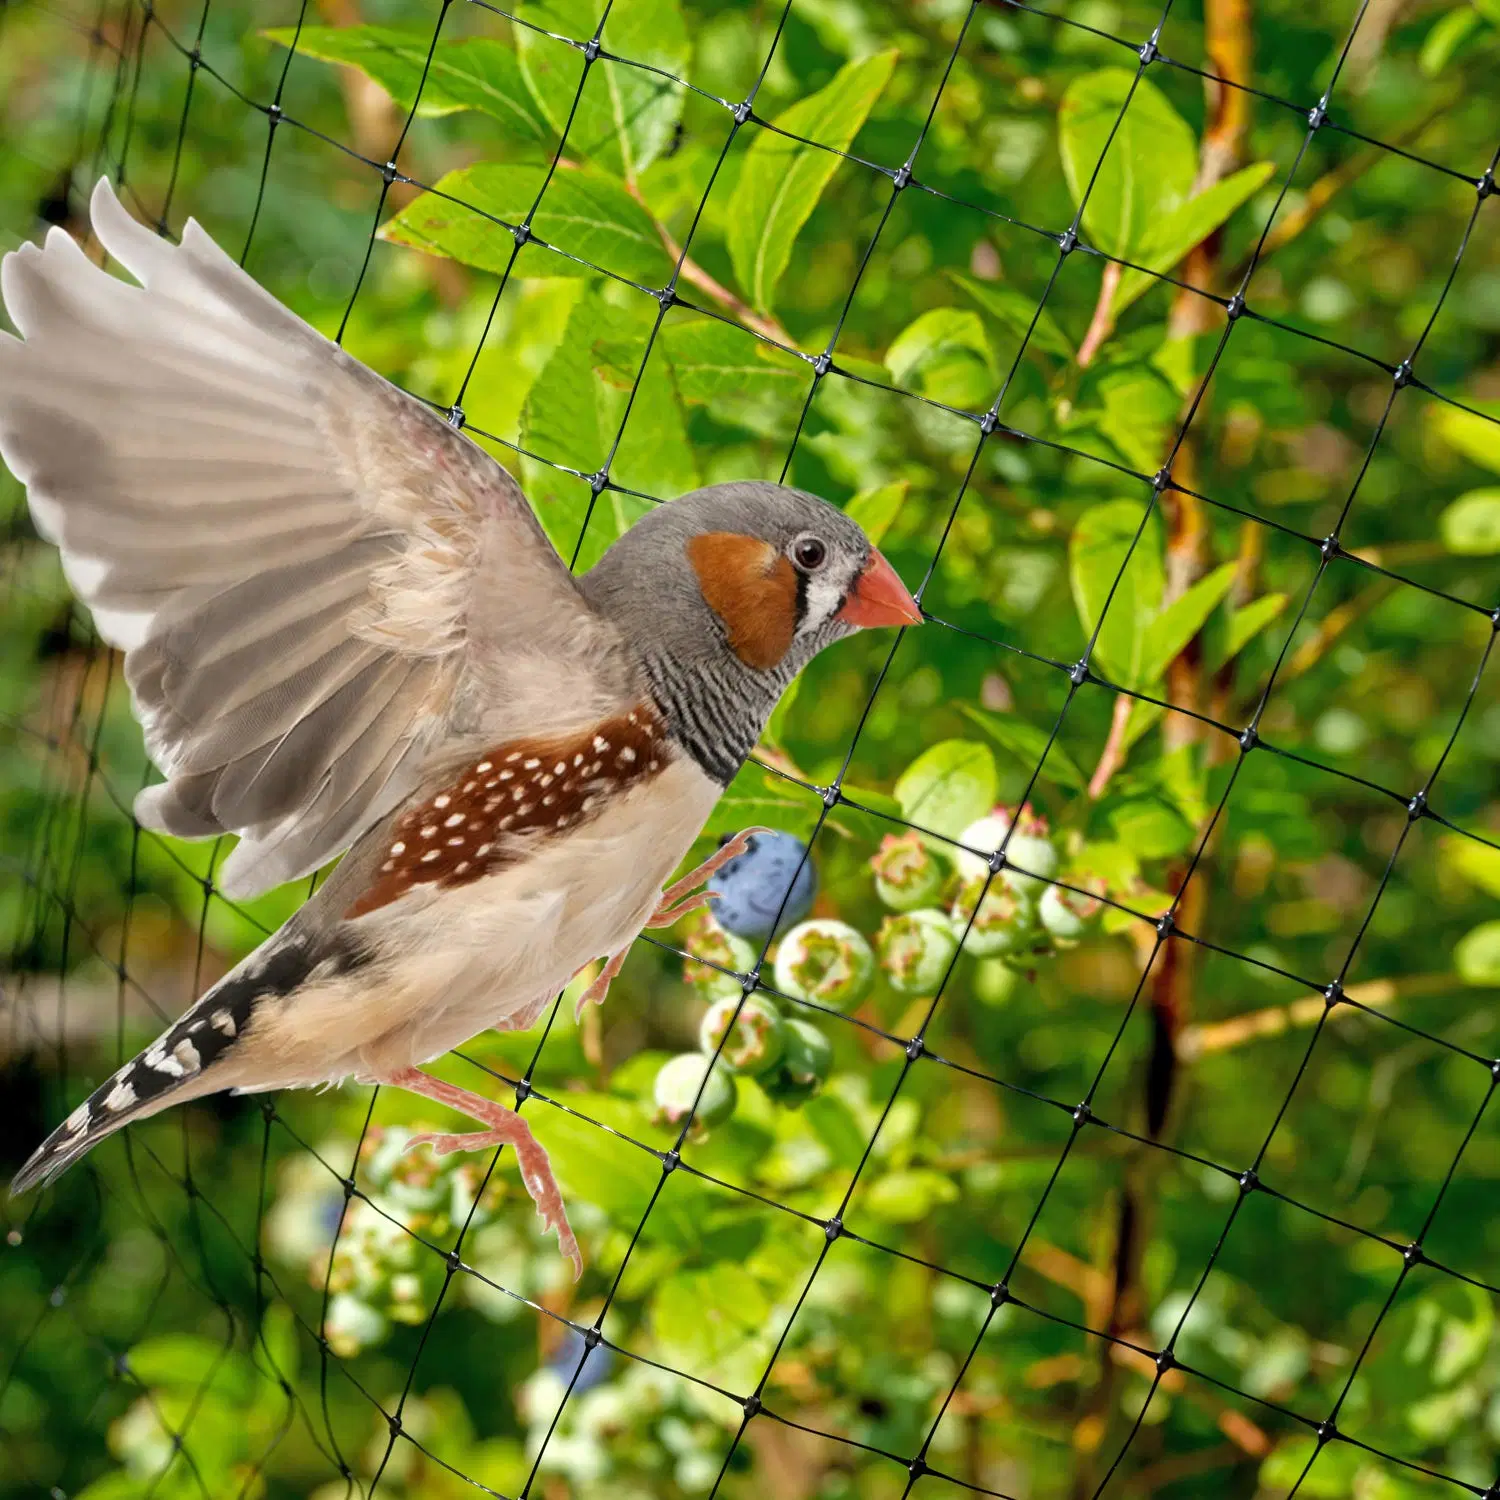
[345,705,668,918]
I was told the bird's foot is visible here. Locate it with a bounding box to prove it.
[574,947,627,1019]
[652,826,774,925]
[384,1068,580,1278]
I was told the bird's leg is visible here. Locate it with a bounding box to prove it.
[382,1066,580,1278]
[651,826,774,923]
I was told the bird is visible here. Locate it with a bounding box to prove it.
[0,178,921,1273]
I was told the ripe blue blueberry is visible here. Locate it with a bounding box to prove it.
[708,830,816,940]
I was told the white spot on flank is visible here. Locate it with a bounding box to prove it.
[421,825,437,839]
[619,747,636,764]
[421,849,441,863]
[391,841,406,855]
[455,861,469,874]
[540,774,554,788]
[553,761,566,775]
[512,787,525,801]
[477,761,493,773]
[499,816,513,830]
[448,836,465,847]
[572,753,584,767]
[211,1010,237,1037]
[506,751,522,763]
[485,779,498,790]
[499,770,513,781]
[587,760,602,774]
[464,780,477,793]
[582,795,596,812]
[484,798,501,813]
[434,794,451,809]
[105,1078,137,1112]
[557,815,570,827]
[516,804,533,817]
[381,860,394,873]
[65,1103,90,1134]
[628,712,639,724]
[524,758,540,770]
[444,813,465,828]
[477,842,493,856]
[173,1038,201,1072]
[593,736,609,752]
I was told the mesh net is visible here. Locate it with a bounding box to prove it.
[4,0,1500,1496]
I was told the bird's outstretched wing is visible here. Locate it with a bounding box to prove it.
[0,179,629,897]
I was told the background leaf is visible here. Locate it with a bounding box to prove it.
[1058,69,1197,259]
[727,50,897,312]
[1069,499,1163,686]
[894,739,998,840]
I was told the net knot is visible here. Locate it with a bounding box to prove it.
[656,285,678,309]
[1238,1167,1259,1194]
[512,222,532,247]
[905,1036,925,1061]
[1315,1418,1338,1445]
[1238,725,1259,754]
[1225,292,1245,321]
[513,1078,533,1104]
[990,1281,1010,1307]
[1406,790,1427,821]
[1155,912,1175,939]
[583,1326,601,1350]
[1319,533,1342,561]
[1392,359,1414,389]
[661,1148,680,1174]
[978,410,998,435]
[1154,1347,1175,1372]
[1323,980,1344,1009]
[1307,101,1327,130]
[582,37,600,63]
[446,405,465,430]
[742,1393,762,1417]
[1057,227,1078,254]
[733,100,753,126]
[1151,466,1173,493]
[812,352,833,377]
[380,160,399,185]
[907,1457,928,1480]
[1479,170,1496,201]
[892,163,912,191]
[588,469,609,494]
[1137,37,1158,64]
[824,1216,843,1242]
[1069,658,1091,685]
[1071,1102,1093,1128]
[1401,1242,1425,1268]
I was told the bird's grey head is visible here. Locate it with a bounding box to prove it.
[581,480,920,783]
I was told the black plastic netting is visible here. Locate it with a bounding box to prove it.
[4,0,1500,1497]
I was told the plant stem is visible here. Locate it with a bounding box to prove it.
[1075,260,1121,368]
[1087,694,1133,799]
[625,180,793,346]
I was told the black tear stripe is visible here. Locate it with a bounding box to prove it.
[10,928,372,1194]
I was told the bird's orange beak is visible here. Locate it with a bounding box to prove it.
[835,549,923,628]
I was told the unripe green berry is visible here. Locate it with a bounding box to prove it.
[950,873,1035,957]
[1038,877,1106,943]
[773,920,874,1009]
[973,958,1021,1007]
[877,908,960,994]
[780,1018,833,1086]
[957,805,1058,896]
[653,1053,736,1134]
[870,832,945,911]
[683,914,758,1000]
[698,993,786,1075]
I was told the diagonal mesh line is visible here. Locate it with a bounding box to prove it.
[6,0,1500,1496]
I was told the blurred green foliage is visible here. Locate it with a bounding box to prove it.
[4,0,1500,1496]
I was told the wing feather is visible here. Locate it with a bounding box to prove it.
[0,179,631,898]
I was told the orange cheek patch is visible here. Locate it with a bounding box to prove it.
[686,532,798,671]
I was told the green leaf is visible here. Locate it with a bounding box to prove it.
[514,0,691,179]
[727,50,898,312]
[659,316,806,433]
[1220,592,1288,662]
[1091,361,1181,472]
[1114,162,1277,314]
[650,1265,772,1386]
[1109,797,1194,858]
[124,1336,255,1402]
[1440,488,1500,553]
[1069,499,1163,687]
[1139,561,1237,684]
[947,270,1074,358]
[844,481,908,548]
[802,1093,867,1170]
[1058,68,1197,260]
[885,308,994,386]
[263,26,550,140]
[894,739,998,841]
[863,1169,959,1223]
[1421,8,1482,76]
[1455,921,1500,984]
[958,705,1085,790]
[1433,400,1500,473]
[1443,834,1500,899]
[381,163,671,283]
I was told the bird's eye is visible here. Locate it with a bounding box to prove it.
[791,535,828,572]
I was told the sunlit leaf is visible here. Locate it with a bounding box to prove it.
[1069,499,1163,687]
[263,26,550,140]
[1114,161,1277,313]
[1440,487,1500,553]
[947,270,1074,359]
[885,307,993,386]
[514,0,691,179]
[1220,591,1288,663]
[959,705,1085,790]
[727,50,898,312]
[381,163,671,284]
[894,739,997,841]
[1138,561,1237,684]
[1058,68,1197,259]
[660,316,806,433]
[843,480,907,548]
[1433,400,1500,472]
[1455,920,1500,984]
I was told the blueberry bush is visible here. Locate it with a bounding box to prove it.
[5,0,1500,1496]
